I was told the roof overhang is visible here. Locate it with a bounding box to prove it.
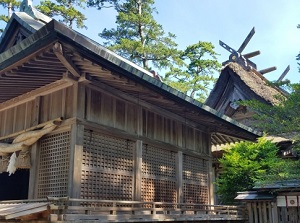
[0,19,261,146]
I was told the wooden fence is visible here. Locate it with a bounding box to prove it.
[0,198,247,222]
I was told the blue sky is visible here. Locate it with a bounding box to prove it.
[80,0,300,83]
[1,0,300,83]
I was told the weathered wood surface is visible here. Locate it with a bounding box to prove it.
[0,202,48,220]
[54,198,246,222]
[0,198,246,222]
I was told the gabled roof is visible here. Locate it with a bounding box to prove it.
[0,12,261,145]
[206,62,285,111]
[0,12,51,53]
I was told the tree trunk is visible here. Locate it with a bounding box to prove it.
[8,2,12,18]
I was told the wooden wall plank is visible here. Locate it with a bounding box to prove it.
[126,103,137,134]
[115,99,125,130]
[65,86,75,119]
[101,93,113,126]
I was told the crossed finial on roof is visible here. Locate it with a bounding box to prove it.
[220,27,290,82]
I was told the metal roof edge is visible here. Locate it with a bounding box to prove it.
[0,19,261,139]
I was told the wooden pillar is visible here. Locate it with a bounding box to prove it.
[68,123,84,198]
[66,80,86,198]
[134,140,142,200]
[208,133,214,205]
[28,96,41,199]
[176,151,183,203]
[133,140,142,201]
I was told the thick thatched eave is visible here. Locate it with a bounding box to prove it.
[226,63,284,105]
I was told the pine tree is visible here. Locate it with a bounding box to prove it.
[36,0,87,29]
[99,0,180,71]
[0,0,21,32]
[164,41,221,102]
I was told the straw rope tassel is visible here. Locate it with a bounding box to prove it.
[0,155,9,173]
[16,150,31,169]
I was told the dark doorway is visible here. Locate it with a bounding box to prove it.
[0,169,29,200]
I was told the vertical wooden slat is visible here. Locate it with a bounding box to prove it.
[133,140,142,201]
[137,104,142,136]
[115,99,125,130]
[253,202,258,223]
[262,202,268,223]
[247,203,254,223]
[258,202,263,223]
[176,151,183,203]
[268,202,273,223]
[76,83,86,119]
[66,85,75,119]
[272,202,279,223]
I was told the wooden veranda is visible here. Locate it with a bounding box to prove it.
[0,198,246,222]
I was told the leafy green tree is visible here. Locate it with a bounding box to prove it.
[37,0,87,29]
[240,83,300,136]
[0,0,21,32]
[216,137,291,204]
[164,41,221,102]
[99,0,180,71]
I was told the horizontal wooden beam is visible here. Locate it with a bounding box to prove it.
[0,78,74,112]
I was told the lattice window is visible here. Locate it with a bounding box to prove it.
[81,170,133,200]
[37,131,70,198]
[81,130,134,200]
[141,145,176,203]
[183,155,208,204]
[141,178,176,203]
[142,144,176,178]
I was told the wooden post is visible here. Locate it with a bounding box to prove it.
[133,140,142,201]
[176,151,183,203]
[28,96,41,199]
[208,133,214,205]
[28,142,39,199]
[68,123,84,198]
[271,201,278,223]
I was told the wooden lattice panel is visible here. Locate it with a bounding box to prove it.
[183,155,208,204]
[81,170,133,200]
[141,178,176,202]
[142,145,176,178]
[81,131,134,200]
[37,131,70,198]
[141,145,176,202]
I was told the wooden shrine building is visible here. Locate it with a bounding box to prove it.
[0,3,260,222]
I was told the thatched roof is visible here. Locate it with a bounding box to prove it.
[227,63,284,105]
[205,62,285,111]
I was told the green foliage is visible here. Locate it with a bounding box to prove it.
[216,137,286,204]
[0,0,21,32]
[240,83,300,136]
[37,0,87,29]
[86,0,118,10]
[99,0,180,71]
[164,41,221,102]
